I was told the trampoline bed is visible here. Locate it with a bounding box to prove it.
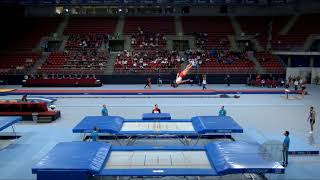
[32,141,285,180]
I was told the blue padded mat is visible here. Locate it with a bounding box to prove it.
[32,142,111,174]
[192,116,243,133]
[32,141,284,178]
[142,113,171,120]
[73,116,243,135]
[206,141,285,175]
[72,116,124,133]
[0,116,21,132]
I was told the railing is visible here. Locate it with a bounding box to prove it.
[114,67,286,75]
[1,66,287,76]
[5,0,294,6]
[264,68,286,75]
[0,68,30,75]
[37,68,106,75]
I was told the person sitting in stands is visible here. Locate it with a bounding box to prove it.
[152,104,161,113]
[219,106,227,116]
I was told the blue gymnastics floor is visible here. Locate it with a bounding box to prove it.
[0,84,319,180]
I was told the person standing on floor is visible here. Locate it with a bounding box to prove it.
[282,130,290,167]
[152,104,161,113]
[225,74,231,87]
[21,94,28,102]
[144,77,152,89]
[202,75,207,90]
[308,106,316,133]
[294,79,299,91]
[91,127,99,142]
[219,106,227,116]
[101,104,108,116]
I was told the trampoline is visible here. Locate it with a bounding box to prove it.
[0,116,21,138]
[72,116,243,145]
[32,141,285,180]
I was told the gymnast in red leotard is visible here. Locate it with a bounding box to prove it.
[174,63,193,86]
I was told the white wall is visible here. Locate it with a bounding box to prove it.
[286,67,320,84]
[286,67,312,81]
[311,68,320,84]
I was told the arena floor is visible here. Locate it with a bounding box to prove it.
[0,84,319,180]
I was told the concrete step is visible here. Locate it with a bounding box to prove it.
[227,35,238,51]
[104,52,118,75]
[115,16,125,35]
[29,52,50,74]
[304,34,320,50]
[247,52,265,74]
[56,16,69,37]
[230,16,243,36]
[175,16,184,36]
[280,14,299,35]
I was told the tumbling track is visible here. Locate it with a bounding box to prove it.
[0,89,302,95]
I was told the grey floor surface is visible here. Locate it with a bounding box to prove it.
[0,84,319,180]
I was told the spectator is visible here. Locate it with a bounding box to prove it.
[301,84,306,98]
[284,83,290,99]
[219,106,227,116]
[246,76,251,86]
[91,127,99,142]
[294,79,299,91]
[261,79,265,87]
[152,104,161,113]
[101,104,108,116]
[299,78,304,87]
[157,75,163,86]
[280,78,285,87]
[282,130,290,167]
[308,106,316,133]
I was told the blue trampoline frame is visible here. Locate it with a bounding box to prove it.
[0,116,22,138]
[32,141,285,180]
[142,113,171,120]
[72,116,243,145]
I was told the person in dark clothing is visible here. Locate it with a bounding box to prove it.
[225,75,231,87]
[144,78,152,89]
[21,94,28,102]
[152,104,161,113]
